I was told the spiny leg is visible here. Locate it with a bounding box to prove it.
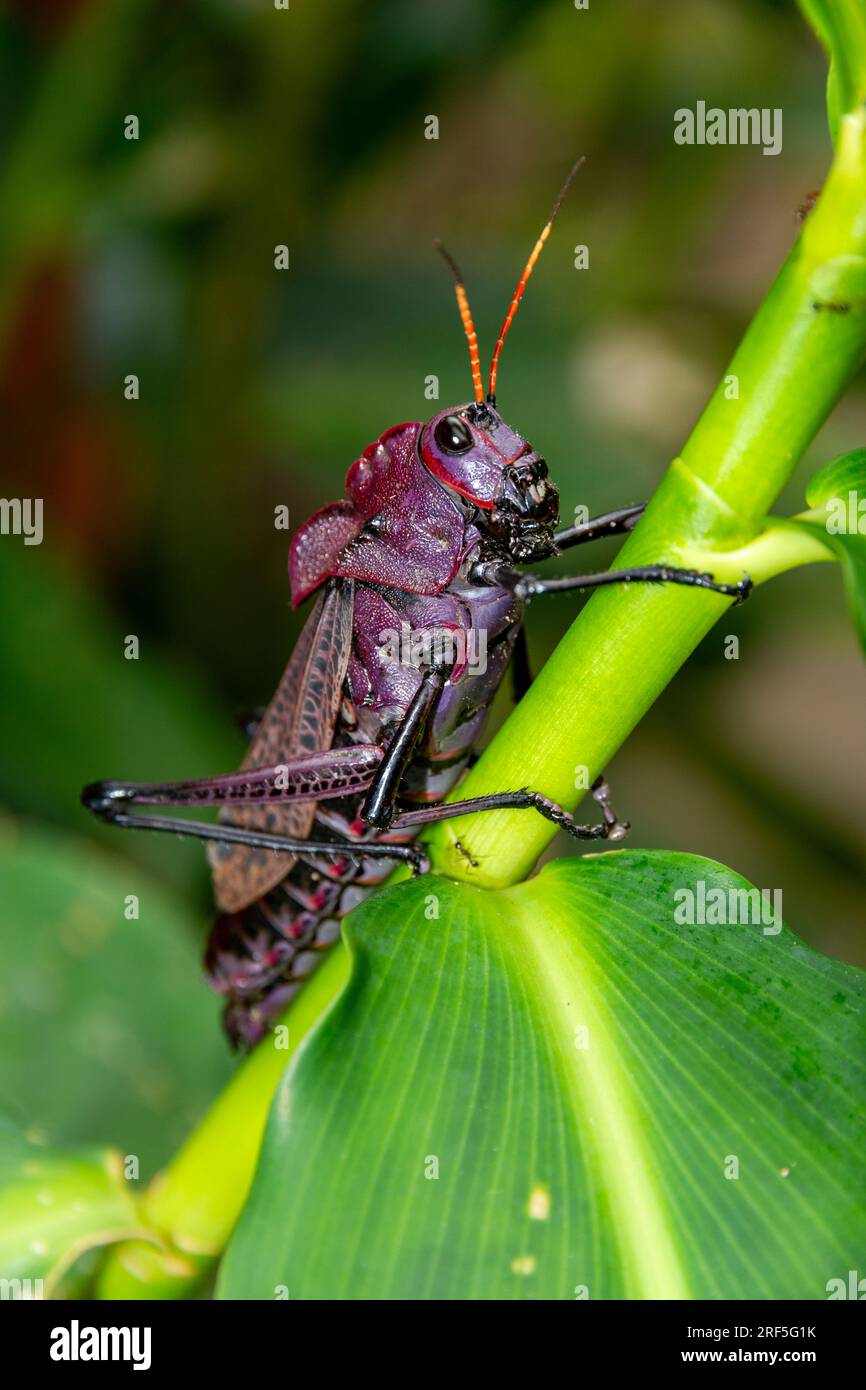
[80,744,429,873]
[553,502,646,552]
[81,744,385,816]
[520,565,752,603]
[83,795,429,872]
[472,558,752,604]
[390,775,629,843]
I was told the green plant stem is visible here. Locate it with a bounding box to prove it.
[96,105,866,1299]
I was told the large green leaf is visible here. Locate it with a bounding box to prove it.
[0,1116,143,1297]
[219,851,865,1300]
[0,823,231,1176]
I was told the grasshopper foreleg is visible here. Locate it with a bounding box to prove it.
[552,502,646,552]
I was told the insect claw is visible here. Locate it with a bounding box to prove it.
[589,775,629,841]
[605,820,630,842]
[734,572,753,605]
[703,570,753,603]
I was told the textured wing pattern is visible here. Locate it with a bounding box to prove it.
[209,580,355,912]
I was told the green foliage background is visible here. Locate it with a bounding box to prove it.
[0,0,864,1203]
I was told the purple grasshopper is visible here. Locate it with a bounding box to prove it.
[83,161,750,1047]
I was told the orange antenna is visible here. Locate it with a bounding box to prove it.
[487,155,586,403]
[434,239,484,404]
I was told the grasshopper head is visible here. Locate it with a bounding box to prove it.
[419,401,558,563]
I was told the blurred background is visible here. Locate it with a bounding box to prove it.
[0,0,864,1178]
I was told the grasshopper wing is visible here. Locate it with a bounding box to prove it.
[209,578,355,913]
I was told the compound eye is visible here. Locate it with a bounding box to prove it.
[434,414,473,455]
